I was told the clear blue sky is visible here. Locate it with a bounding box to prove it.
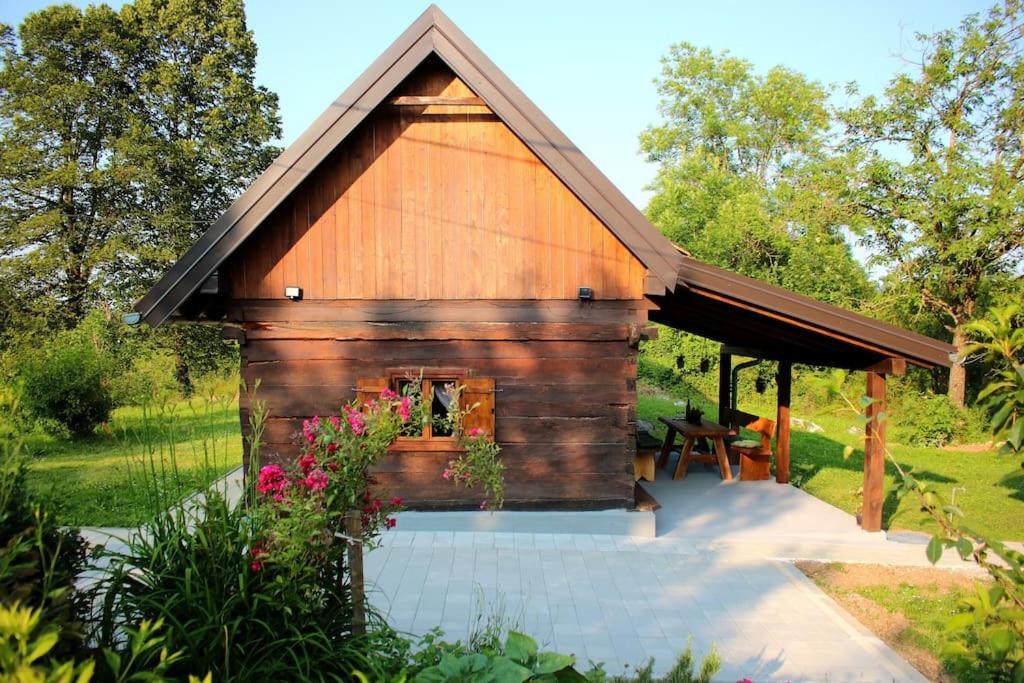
[3,0,992,209]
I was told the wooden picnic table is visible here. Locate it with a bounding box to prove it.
[656,416,735,481]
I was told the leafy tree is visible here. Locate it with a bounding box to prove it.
[116,0,281,296]
[0,6,136,328]
[840,0,1024,406]
[0,0,279,390]
[642,43,874,309]
[963,304,1024,457]
[117,0,281,389]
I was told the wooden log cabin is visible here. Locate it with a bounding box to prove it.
[136,6,955,527]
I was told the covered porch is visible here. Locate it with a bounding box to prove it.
[644,257,955,532]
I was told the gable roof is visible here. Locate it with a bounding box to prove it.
[135,4,684,326]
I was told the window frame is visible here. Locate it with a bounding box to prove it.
[387,367,467,452]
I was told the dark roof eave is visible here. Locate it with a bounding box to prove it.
[670,258,955,369]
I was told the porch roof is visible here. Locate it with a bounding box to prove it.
[648,256,955,370]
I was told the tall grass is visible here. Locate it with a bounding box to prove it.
[89,379,403,681]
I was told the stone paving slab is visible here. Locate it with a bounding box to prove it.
[366,530,928,682]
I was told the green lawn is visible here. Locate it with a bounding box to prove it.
[24,395,242,527]
[637,387,1024,541]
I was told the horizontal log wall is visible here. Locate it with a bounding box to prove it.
[222,57,646,302]
[237,301,644,509]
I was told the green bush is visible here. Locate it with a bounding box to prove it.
[891,390,970,448]
[18,332,113,437]
[108,349,181,407]
[399,629,720,683]
[0,433,89,660]
[95,485,377,681]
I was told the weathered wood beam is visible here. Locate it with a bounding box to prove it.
[861,371,887,532]
[389,95,486,106]
[718,349,732,424]
[776,360,792,484]
[864,357,907,376]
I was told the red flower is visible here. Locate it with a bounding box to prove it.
[327,461,339,472]
[256,465,288,500]
[391,496,403,506]
[380,388,398,401]
[398,396,411,422]
[298,451,317,474]
[302,416,320,445]
[386,517,396,528]
[250,544,266,572]
[303,469,329,492]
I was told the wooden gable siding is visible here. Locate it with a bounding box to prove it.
[224,59,646,301]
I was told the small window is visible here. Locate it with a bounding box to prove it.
[356,373,495,451]
[393,375,460,440]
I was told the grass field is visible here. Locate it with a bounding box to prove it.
[637,386,1024,541]
[24,390,242,527]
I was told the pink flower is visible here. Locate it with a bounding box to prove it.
[398,396,411,423]
[303,469,329,492]
[256,465,288,499]
[327,442,338,454]
[442,469,451,480]
[467,427,484,437]
[380,388,398,401]
[298,451,317,474]
[329,415,341,430]
[347,410,366,436]
[302,416,320,445]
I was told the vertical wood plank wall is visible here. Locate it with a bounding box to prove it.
[224,57,646,301]
[227,57,649,510]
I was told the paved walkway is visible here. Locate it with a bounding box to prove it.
[81,464,979,681]
[366,530,926,681]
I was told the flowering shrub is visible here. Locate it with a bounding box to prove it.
[432,382,505,510]
[251,375,505,584]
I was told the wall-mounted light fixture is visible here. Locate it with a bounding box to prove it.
[285,286,303,301]
[577,286,593,301]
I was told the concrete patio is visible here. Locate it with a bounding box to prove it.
[80,463,972,681]
[363,465,970,681]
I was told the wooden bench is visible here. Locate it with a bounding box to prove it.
[721,408,776,481]
[634,421,661,482]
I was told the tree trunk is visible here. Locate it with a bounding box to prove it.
[175,352,193,397]
[948,325,968,408]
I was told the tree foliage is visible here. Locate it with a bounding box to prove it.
[964,304,1024,456]
[642,43,875,308]
[840,0,1024,405]
[0,0,279,339]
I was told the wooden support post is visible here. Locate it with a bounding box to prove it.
[344,512,366,635]
[718,350,732,424]
[861,371,887,532]
[776,361,792,484]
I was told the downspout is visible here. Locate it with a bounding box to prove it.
[730,359,760,411]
